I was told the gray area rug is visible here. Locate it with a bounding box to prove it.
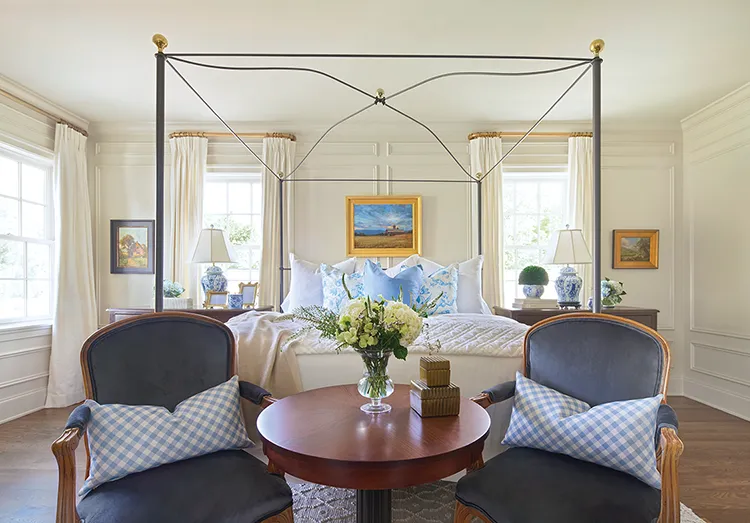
[290,481,706,523]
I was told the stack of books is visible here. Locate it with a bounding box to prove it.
[512,298,559,309]
[410,356,460,417]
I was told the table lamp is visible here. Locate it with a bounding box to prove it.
[542,225,592,308]
[190,226,238,298]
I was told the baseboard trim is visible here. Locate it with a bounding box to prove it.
[667,376,684,397]
[0,386,47,425]
[683,377,750,422]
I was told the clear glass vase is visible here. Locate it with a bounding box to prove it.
[357,350,395,413]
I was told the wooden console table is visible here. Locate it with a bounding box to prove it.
[106,306,273,324]
[493,305,659,330]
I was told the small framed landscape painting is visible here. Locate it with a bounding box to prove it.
[346,196,422,257]
[110,220,155,274]
[612,229,659,269]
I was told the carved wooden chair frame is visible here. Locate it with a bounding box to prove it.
[454,313,684,523]
[51,312,293,523]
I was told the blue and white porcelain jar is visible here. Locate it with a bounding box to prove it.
[553,266,583,307]
[201,265,228,293]
[522,284,545,299]
[227,293,243,309]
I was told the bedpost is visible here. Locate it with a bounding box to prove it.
[278,177,284,311]
[476,178,483,256]
[590,39,604,314]
[153,34,168,312]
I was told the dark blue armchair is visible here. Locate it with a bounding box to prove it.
[52,312,294,523]
[454,313,683,523]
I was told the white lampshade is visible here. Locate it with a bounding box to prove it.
[543,227,593,265]
[190,227,238,264]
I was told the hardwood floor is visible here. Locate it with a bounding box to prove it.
[0,397,748,522]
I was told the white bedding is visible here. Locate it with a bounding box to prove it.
[290,313,528,357]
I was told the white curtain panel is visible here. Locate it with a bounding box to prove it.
[567,136,594,299]
[259,137,296,308]
[470,136,503,308]
[46,124,98,407]
[166,136,207,300]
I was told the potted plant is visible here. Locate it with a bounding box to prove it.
[518,265,549,299]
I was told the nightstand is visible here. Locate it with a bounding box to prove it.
[493,305,659,330]
[107,306,273,324]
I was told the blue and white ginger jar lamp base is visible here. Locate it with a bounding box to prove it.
[201,265,228,293]
[554,266,583,308]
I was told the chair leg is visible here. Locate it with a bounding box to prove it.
[263,506,293,523]
[454,500,491,523]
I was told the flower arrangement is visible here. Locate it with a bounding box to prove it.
[601,277,626,307]
[280,279,441,413]
[162,280,185,298]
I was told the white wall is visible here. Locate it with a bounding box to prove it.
[0,76,88,423]
[90,121,683,393]
[682,82,750,419]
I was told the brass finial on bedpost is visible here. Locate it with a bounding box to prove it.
[152,34,169,53]
[590,39,605,57]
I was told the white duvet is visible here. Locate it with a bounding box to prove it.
[290,313,528,358]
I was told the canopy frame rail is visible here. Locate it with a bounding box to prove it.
[151,34,605,313]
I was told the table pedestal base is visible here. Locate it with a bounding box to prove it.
[356,489,392,523]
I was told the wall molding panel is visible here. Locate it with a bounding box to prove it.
[682,82,750,417]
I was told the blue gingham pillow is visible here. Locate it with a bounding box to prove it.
[321,263,364,312]
[404,263,458,315]
[80,376,251,497]
[503,372,662,488]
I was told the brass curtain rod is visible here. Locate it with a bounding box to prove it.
[169,131,296,141]
[468,131,592,140]
[0,87,88,137]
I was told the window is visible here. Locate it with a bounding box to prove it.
[503,170,568,305]
[0,150,54,322]
[202,172,262,293]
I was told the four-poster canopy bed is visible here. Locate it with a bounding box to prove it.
[150,33,605,313]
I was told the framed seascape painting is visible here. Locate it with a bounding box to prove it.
[612,229,659,269]
[110,220,155,274]
[346,196,422,257]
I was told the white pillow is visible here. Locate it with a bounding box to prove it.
[384,254,419,277]
[281,253,357,312]
[409,255,492,314]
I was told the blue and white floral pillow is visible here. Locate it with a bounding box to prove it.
[321,263,365,313]
[403,263,459,315]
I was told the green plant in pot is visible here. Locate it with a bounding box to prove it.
[519,265,549,299]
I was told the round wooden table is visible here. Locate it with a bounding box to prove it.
[257,384,491,523]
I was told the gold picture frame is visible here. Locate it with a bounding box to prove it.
[238,282,259,308]
[346,195,422,258]
[204,291,229,309]
[612,229,659,269]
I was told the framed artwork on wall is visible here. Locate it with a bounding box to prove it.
[612,229,659,269]
[346,195,422,257]
[110,220,155,274]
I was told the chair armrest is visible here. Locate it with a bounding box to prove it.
[654,404,679,449]
[470,380,516,409]
[52,405,90,523]
[657,426,684,523]
[239,380,274,408]
[65,404,91,431]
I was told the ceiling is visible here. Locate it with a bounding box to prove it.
[2,0,749,126]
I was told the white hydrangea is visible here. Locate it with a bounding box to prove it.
[383,301,423,346]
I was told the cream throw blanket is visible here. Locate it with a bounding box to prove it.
[226,311,303,439]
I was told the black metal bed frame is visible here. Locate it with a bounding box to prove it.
[152,37,604,314]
